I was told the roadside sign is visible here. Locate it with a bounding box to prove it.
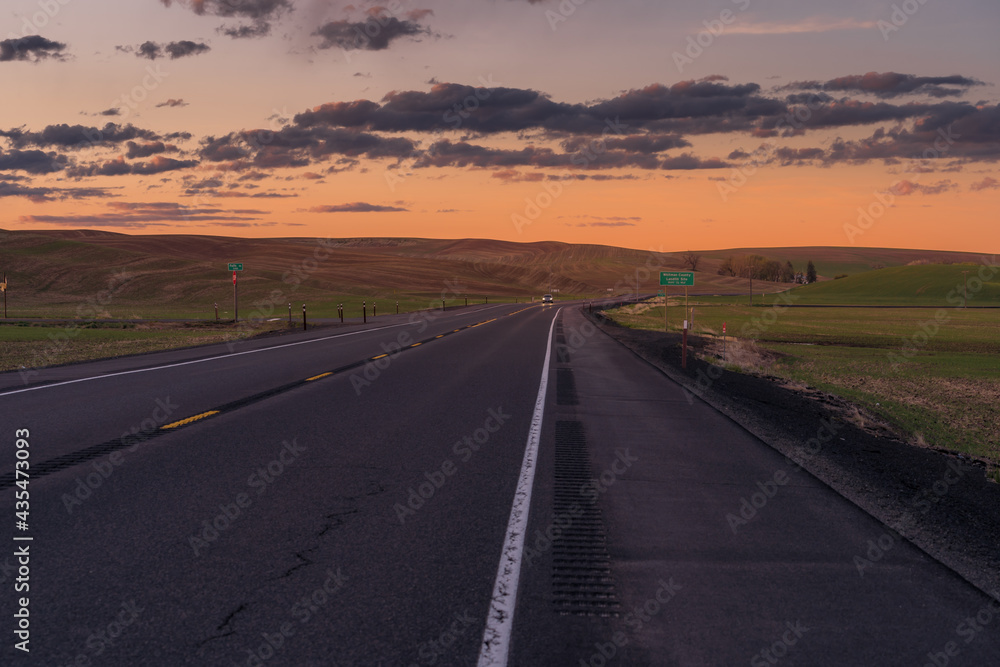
[228,263,244,271]
[723,321,727,334]
[660,271,694,286]
[657,291,665,297]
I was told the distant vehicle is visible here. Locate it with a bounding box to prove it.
[542,294,554,304]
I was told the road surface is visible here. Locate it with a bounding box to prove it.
[0,302,997,665]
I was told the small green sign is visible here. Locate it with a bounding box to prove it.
[228,263,244,271]
[657,291,665,297]
[660,271,694,286]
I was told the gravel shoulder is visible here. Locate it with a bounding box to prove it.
[587,308,1000,602]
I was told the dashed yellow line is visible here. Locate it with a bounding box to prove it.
[372,354,389,360]
[436,334,444,338]
[161,411,220,430]
[306,372,333,381]
[410,342,422,347]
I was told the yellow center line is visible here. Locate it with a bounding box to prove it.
[372,354,389,360]
[306,372,333,381]
[436,334,444,338]
[161,410,220,430]
[411,342,422,347]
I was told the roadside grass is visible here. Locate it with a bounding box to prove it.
[0,293,545,321]
[604,301,1000,462]
[0,321,286,374]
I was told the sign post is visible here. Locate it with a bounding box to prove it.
[228,263,243,322]
[660,272,695,333]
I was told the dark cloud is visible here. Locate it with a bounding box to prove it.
[784,72,985,98]
[125,40,210,60]
[0,123,160,150]
[0,179,113,202]
[308,203,409,213]
[0,35,67,62]
[19,201,264,227]
[160,0,292,39]
[315,17,431,51]
[125,141,176,159]
[66,156,198,178]
[198,126,416,168]
[971,176,1000,191]
[156,99,189,108]
[98,108,122,117]
[889,179,957,196]
[0,149,66,174]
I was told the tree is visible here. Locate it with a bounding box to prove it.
[781,261,795,283]
[806,260,817,284]
[681,251,701,271]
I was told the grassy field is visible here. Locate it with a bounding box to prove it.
[0,321,286,373]
[606,299,1000,463]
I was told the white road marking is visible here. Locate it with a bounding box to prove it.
[1,305,511,397]
[477,307,560,667]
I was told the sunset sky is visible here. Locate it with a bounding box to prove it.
[1,0,998,252]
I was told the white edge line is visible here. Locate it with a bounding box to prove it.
[1,321,409,398]
[477,306,560,667]
[0,303,520,398]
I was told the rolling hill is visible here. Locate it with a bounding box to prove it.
[0,229,994,317]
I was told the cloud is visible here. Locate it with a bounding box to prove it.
[123,40,211,60]
[19,201,264,227]
[308,202,409,213]
[725,18,876,35]
[160,0,292,38]
[574,221,637,227]
[889,179,957,196]
[0,178,113,202]
[0,35,67,62]
[315,17,431,51]
[970,176,1000,191]
[66,155,198,178]
[0,149,66,174]
[0,122,161,150]
[156,99,189,108]
[783,72,985,98]
[125,141,176,159]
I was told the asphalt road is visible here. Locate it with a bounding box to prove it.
[0,301,997,665]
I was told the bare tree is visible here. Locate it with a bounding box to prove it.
[681,251,701,271]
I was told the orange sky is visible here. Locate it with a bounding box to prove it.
[2,0,998,253]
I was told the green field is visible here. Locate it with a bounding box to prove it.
[0,321,285,373]
[606,295,1000,463]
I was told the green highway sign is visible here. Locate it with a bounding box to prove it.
[228,263,244,271]
[657,291,665,297]
[660,271,694,286]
